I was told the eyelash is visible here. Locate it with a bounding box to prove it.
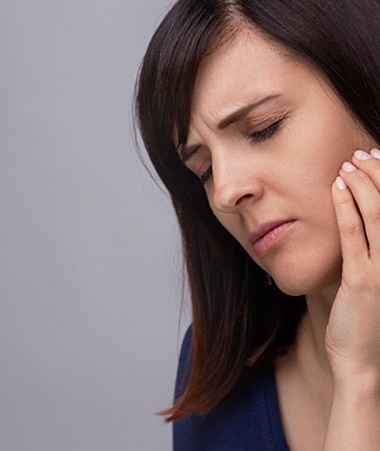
[199,119,282,185]
[248,119,282,143]
[200,166,212,185]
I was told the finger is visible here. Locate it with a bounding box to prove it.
[332,175,369,270]
[339,159,380,258]
[352,149,380,191]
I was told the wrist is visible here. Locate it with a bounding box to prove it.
[332,367,380,402]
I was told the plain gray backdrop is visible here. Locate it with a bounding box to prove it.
[1,0,189,449]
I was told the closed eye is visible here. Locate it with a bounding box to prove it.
[200,166,212,186]
[197,118,284,186]
[248,119,282,143]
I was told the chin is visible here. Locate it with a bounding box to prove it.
[272,268,342,298]
[272,278,308,297]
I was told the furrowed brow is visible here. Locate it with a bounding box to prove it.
[180,94,280,163]
[217,94,280,130]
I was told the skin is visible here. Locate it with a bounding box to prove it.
[183,28,380,450]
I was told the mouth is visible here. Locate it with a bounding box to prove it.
[249,220,296,255]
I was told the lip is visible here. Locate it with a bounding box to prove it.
[249,220,296,255]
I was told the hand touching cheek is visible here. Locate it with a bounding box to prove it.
[328,148,380,378]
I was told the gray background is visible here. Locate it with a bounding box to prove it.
[1,1,189,450]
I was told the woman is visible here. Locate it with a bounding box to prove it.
[135,0,380,449]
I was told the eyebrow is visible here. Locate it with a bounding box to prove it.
[217,94,280,129]
[180,94,280,163]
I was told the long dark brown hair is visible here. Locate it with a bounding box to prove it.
[135,0,380,421]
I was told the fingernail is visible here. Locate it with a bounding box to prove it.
[335,176,347,190]
[370,148,380,160]
[354,150,371,160]
[342,161,357,172]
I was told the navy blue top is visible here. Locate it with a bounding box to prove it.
[173,328,290,450]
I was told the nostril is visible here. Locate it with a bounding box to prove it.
[235,193,254,206]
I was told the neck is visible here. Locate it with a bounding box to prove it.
[278,283,340,396]
[303,286,338,374]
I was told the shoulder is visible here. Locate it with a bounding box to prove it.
[174,325,193,401]
[173,327,288,450]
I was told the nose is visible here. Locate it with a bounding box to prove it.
[209,155,263,213]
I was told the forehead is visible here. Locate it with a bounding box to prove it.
[188,29,297,131]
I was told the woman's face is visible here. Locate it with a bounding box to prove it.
[182,29,377,297]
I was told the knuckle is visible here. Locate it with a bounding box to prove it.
[351,169,367,182]
[351,161,380,182]
[341,221,362,239]
[336,194,352,207]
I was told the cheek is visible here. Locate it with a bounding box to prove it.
[289,98,366,178]
[270,242,343,296]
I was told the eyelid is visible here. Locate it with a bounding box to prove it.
[183,147,211,182]
[246,112,285,131]
[181,112,286,160]
[183,112,288,184]
[179,143,202,164]
[248,119,282,143]
[200,166,212,185]
[249,112,288,139]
